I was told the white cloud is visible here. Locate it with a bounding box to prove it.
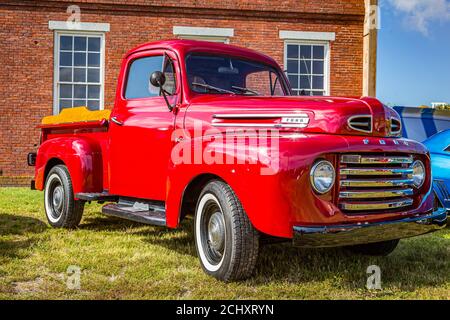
[387,0,450,35]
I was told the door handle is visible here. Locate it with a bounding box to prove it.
[111,116,124,126]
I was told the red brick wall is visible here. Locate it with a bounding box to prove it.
[0,0,364,185]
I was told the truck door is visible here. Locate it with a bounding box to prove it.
[109,49,180,200]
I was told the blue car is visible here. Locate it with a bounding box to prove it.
[423,130,450,211]
[394,106,450,212]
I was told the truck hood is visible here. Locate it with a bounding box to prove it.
[189,95,401,137]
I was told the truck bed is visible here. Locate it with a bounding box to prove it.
[38,107,111,192]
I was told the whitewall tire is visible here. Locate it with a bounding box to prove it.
[44,165,84,228]
[194,180,259,281]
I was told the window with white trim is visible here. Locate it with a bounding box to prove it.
[54,32,104,112]
[285,42,329,96]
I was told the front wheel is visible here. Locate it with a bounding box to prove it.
[346,239,400,256]
[44,165,84,228]
[194,180,259,282]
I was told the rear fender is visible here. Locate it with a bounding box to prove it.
[35,137,103,194]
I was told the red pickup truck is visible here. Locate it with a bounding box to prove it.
[29,40,447,281]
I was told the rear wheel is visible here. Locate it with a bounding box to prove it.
[194,180,259,282]
[44,165,84,228]
[346,239,400,256]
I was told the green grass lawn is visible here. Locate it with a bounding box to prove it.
[0,187,448,300]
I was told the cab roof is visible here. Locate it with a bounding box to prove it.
[125,39,279,67]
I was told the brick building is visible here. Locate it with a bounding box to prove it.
[0,0,376,186]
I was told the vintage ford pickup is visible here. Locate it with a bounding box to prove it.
[29,40,447,281]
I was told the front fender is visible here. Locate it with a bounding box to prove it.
[35,137,103,194]
[165,133,292,237]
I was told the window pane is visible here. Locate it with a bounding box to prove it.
[74,37,87,51]
[313,61,324,75]
[59,67,72,82]
[300,45,312,59]
[60,84,72,98]
[287,45,299,59]
[299,90,310,96]
[288,75,299,89]
[87,68,100,83]
[56,34,103,112]
[74,84,86,98]
[88,37,101,52]
[87,100,100,110]
[60,36,72,50]
[300,76,311,89]
[163,59,177,95]
[313,46,325,59]
[60,99,72,109]
[74,52,86,66]
[286,60,299,73]
[312,91,324,96]
[312,76,324,89]
[73,100,86,107]
[88,53,100,67]
[88,85,100,99]
[125,55,164,99]
[74,68,86,82]
[300,60,311,74]
[60,52,72,66]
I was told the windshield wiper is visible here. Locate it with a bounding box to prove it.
[192,82,235,95]
[231,86,260,96]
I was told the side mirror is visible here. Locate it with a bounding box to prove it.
[150,71,174,112]
[150,71,166,87]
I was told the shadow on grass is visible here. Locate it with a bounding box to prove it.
[0,213,47,236]
[81,215,145,231]
[81,215,450,291]
[0,213,48,259]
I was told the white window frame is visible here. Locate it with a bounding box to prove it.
[50,22,108,114]
[173,26,234,44]
[280,31,334,96]
[283,40,331,96]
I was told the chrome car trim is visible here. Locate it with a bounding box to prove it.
[340,167,413,176]
[390,118,402,136]
[339,198,414,211]
[347,114,372,133]
[211,123,308,128]
[340,155,414,164]
[340,178,414,187]
[292,208,447,248]
[339,188,414,199]
[213,113,309,119]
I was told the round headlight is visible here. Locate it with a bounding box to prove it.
[412,160,425,188]
[310,160,335,194]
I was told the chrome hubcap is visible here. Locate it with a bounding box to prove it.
[208,212,225,252]
[52,185,64,211]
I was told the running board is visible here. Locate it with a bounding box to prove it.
[101,199,166,226]
[75,192,119,202]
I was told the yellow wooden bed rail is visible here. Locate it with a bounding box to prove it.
[41,107,111,125]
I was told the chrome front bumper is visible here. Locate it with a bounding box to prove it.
[293,208,447,248]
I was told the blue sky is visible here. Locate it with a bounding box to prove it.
[377,0,450,106]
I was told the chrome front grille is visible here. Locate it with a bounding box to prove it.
[339,154,416,213]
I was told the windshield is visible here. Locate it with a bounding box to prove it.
[186,53,289,96]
